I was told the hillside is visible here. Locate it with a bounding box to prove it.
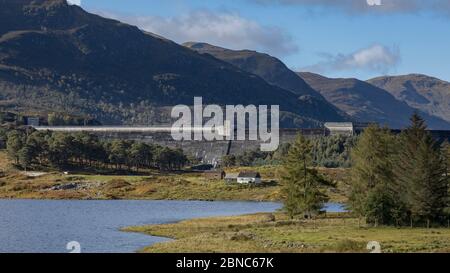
[299,72,450,129]
[368,74,450,123]
[183,42,346,120]
[0,0,346,127]
[183,42,319,98]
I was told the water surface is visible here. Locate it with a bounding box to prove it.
[0,200,344,253]
[0,200,281,253]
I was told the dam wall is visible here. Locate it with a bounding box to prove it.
[34,127,326,164]
[78,129,323,164]
[33,126,450,164]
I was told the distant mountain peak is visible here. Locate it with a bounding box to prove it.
[183,42,217,50]
[298,72,450,129]
[368,74,450,123]
[183,42,263,58]
[0,0,109,37]
[3,0,70,14]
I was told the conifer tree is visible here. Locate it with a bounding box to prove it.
[442,141,450,176]
[394,113,448,227]
[18,146,33,171]
[281,134,329,219]
[6,130,24,164]
[349,125,397,226]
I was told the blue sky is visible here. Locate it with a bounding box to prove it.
[71,0,450,81]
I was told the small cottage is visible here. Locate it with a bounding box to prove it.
[237,171,261,184]
[224,173,239,183]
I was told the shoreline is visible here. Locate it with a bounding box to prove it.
[0,197,285,203]
[123,212,450,253]
[0,166,350,203]
[0,199,281,253]
[121,204,345,253]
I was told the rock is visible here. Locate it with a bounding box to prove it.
[229,232,255,241]
[49,183,79,191]
[264,213,276,222]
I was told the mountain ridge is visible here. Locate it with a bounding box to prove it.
[183,42,319,97]
[368,74,450,124]
[1,0,448,129]
[298,72,450,129]
[183,41,348,121]
[0,0,346,127]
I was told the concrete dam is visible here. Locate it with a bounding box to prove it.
[34,126,450,165]
[34,126,326,164]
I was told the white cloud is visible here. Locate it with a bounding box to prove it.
[105,10,298,57]
[301,44,401,74]
[253,0,450,16]
[67,0,81,6]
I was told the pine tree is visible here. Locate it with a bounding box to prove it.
[6,130,24,164]
[394,113,449,227]
[18,146,33,171]
[349,125,397,226]
[441,142,450,226]
[281,134,329,219]
[442,141,450,173]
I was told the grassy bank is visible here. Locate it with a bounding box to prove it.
[0,171,279,201]
[124,212,450,253]
[0,151,350,202]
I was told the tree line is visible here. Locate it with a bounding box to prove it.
[0,111,99,127]
[349,114,449,228]
[4,129,188,172]
[221,135,356,168]
[281,114,450,228]
[46,112,100,126]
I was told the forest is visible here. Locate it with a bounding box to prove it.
[282,114,450,228]
[1,128,188,172]
[221,134,357,168]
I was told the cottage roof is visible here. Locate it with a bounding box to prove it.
[225,173,239,179]
[238,171,261,178]
[204,169,225,174]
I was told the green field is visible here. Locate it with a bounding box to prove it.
[0,155,350,202]
[0,171,282,201]
[124,212,450,253]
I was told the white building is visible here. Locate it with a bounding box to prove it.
[324,122,354,136]
[237,172,261,184]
